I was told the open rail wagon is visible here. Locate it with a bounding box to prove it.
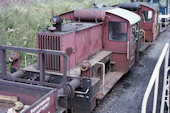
[0,79,57,113]
[0,6,154,113]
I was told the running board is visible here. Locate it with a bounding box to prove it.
[96,71,124,100]
[139,42,150,52]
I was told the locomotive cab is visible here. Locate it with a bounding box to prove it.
[139,2,159,42]
[118,2,159,42]
[103,8,141,73]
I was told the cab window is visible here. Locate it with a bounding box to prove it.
[108,22,127,41]
[131,23,139,44]
[132,25,136,44]
[142,11,153,22]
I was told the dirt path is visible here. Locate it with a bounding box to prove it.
[92,26,170,113]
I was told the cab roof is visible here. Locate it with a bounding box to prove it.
[139,2,159,12]
[106,7,141,26]
[118,2,159,12]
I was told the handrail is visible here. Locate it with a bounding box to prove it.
[141,43,169,113]
[25,53,37,67]
[0,45,68,88]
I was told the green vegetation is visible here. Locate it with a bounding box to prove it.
[0,0,129,71]
[0,0,129,47]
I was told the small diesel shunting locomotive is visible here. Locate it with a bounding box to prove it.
[117,2,159,42]
[0,3,164,113]
[6,6,141,113]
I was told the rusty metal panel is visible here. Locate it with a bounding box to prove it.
[0,79,55,108]
[75,29,90,63]
[60,33,76,71]
[75,24,102,64]
[89,25,103,56]
[24,90,57,113]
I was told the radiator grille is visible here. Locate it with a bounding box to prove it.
[37,34,60,71]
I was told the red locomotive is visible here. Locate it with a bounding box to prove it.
[117,2,159,42]
[10,6,141,113]
[0,4,161,113]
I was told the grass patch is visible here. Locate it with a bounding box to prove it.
[0,0,129,73]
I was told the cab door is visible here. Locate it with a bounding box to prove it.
[127,25,136,69]
[106,21,132,73]
[140,10,154,41]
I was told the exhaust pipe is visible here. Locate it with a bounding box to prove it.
[9,70,25,78]
[58,74,81,98]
